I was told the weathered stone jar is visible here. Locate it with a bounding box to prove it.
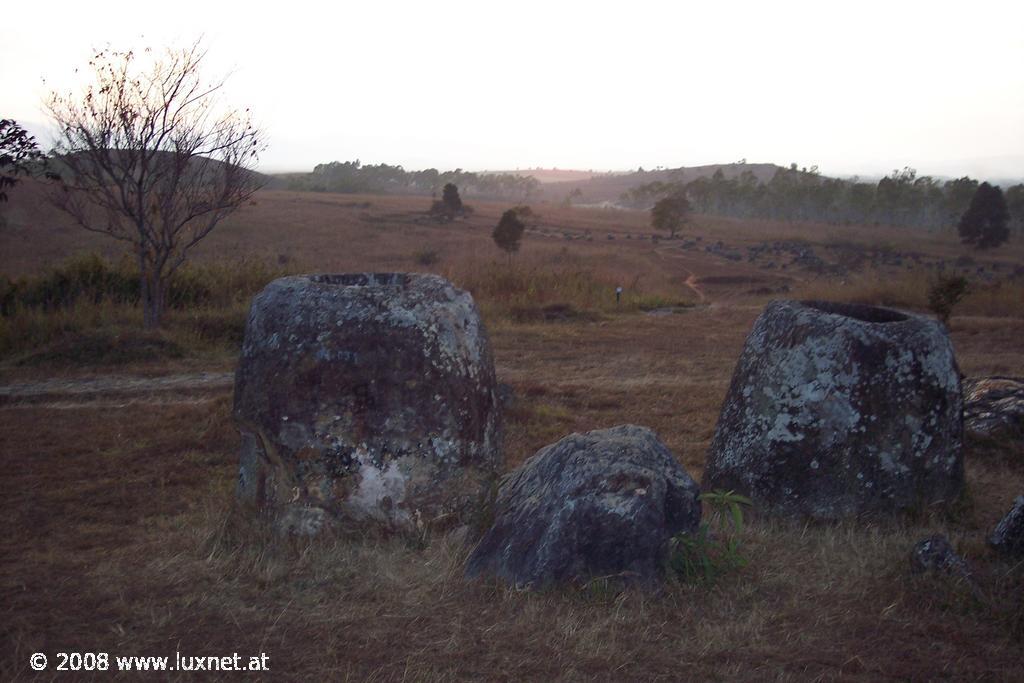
[233,273,501,535]
[704,300,963,519]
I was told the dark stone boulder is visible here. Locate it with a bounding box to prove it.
[465,425,701,589]
[963,377,1024,442]
[233,273,501,535]
[705,300,963,519]
[988,495,1024,557]
[909,535,971,579]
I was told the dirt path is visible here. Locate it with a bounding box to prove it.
[0,371,234,409]
[682,271,706,303]
[652,246,707,303]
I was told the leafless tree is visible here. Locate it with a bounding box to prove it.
[46,41,266,328]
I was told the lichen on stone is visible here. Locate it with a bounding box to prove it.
[704,299,963,519]
[233,273,502,536]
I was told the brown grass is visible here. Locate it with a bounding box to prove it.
[1,185,1023,679]
[2,310,1023,679]
[794,269,1024,319]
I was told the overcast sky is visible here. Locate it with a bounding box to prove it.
[3,0,1023,179]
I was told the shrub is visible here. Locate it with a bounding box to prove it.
[0,254,291,363]
[1,253,138,314]
[414,249,440,267]
[13,328,185,367]
[441,183,463,213]
[508,302,602,324]
[958,182,1010,249]
[429,184,469,221]
[927,275,970,324]
[667,489,752,584]
[1,254,287,316]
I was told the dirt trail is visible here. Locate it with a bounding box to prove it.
[0,372,234,409]
[682,271,706,303]
[652,246,707,303]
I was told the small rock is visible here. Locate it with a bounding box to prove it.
[963,377,1024,442]
[465,425,701,589]
[910,535,971,579]
[988,495,1024,557]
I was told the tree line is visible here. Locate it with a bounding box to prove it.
[623,164,1024,234]
[284,160,541,201]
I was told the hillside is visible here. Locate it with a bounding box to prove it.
[481,168,618,184]
[536,162,786,205]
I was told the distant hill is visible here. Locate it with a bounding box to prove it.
[48,150,268,188]
[481,168,624,184]
[536,163,786,205]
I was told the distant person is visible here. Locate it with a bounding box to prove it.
[615,286,623,304]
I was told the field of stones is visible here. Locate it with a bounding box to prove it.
[2,184,1023,679]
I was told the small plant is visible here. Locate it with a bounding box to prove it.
[667,489,752,584]
[414,249,440,267]
[927,274,969,324]
[405,509,431,551]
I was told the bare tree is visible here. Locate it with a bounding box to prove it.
[46,41,266,328]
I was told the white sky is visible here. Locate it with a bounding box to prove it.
[3,0,1023,179]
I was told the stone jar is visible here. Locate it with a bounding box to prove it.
[233,273,501,535]
[704,300,963,519]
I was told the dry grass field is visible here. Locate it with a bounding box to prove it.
[1,183,1023,679]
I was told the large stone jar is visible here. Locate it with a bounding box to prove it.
[233,273,501,535]
[704,300,963,519]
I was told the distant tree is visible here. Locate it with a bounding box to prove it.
[620,181,672,209]
[1006,184,1024,235]
[943,176,979,226]
[846,181,876,225]
[651,192,691,238]
[958,182,1010,249]
[510,204,538,226]
[492,208,525,262]
[561,187,583,208]
[0,119,55,202]
[442,183,463,213]
[45,41,265,328]
[430,182,465,220]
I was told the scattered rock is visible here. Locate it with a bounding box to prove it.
[704,300,964,519]
[988,495,1024,557]
[704,241,743,261]
[644,306,694,317]
[963,377,1024,442]
[910,535,971,579]
[233,273,502,535]
[465,425,701,588]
